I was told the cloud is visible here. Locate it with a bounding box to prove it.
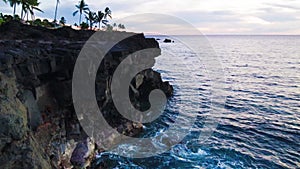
[172,10,240,23]
[114,13,202,35]
[0,0,299,34]
[253,7,299,24]
[264,3,300,10]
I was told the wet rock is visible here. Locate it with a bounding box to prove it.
[70,137,95,168]
[163,38,172,43]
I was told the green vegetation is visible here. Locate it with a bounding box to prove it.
[3,0,43,20]
[1,0,125,31]
[118,23,125,30]
[85,10,96,29]
[59,16,66,26]
[72,1,114,30]
[0,13,4,25]
[105,23,125,32]
[21,0,43,20]
[3,0,20,17]
[0,13,13,25]
[95,11,104,29]
[80,22,89,29]
[73,0,89,25]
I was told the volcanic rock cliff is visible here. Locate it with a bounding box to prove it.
[0,21,173,168]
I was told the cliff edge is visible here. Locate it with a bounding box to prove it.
[0,21,173,168]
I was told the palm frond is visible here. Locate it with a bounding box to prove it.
[32,6,43,13]
[73,10,79,16]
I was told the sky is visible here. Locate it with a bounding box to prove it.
[0,0,300,35]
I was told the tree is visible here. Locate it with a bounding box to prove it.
[27,0,43,20]
[105,24,113,32]
[104,7,111,20]
[20,0,43,21]
[95,11,104,30]
[101,7,111,26]
[112,22,117,30]
[4,0,21,18]
[85,10,96,29]
[118,23,125,31]
[20,0,27,19]
[59,16,66,25]
[54,0,59,22]
[73,0,89,25]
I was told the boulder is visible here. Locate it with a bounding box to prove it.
[70,138,95,168]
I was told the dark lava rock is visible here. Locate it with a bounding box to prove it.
[70,138,95,168]
[163,38,172,43]
[0,20,174,168]
[0,73,50,169]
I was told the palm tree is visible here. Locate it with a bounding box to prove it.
[118,23,125,30]
[112,22,117,30]
[4,0,21,17]
[118,23,125,31]
[85,10,96,29]
[104,7,112,19]
[54,0,59,22]
[86,11,97,29]
[20,0,27,19]
[101,7,111,27]
[95,10,104,30]
[26,0,43,20]
[73,0,89,25]
[19,0,42,21]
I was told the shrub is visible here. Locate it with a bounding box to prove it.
[33,19,42,26]
[80,22,89,30]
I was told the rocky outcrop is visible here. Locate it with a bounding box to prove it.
[163,38,172,43]
[70,138,95,168]
[0,72,51,169]
[0,21,173,168]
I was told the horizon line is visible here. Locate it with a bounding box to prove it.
[144,34,300,36]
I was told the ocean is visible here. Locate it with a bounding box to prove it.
[95,35,300,169]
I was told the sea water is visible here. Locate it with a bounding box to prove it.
[95,35,300,169]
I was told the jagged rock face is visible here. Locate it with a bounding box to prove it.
[70,138,95,168]
[0,28,173,128]
[0,72,27,148]
[0,21,173,168]
[0,72,50,169]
